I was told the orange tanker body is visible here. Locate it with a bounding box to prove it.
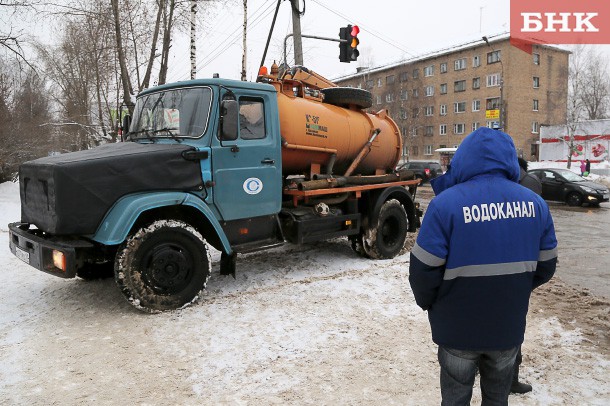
[261,65,402,177]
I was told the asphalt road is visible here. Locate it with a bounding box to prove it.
[415,184,610,299]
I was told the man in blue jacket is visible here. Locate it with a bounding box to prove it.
[409,127,557,405]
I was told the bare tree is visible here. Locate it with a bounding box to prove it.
[565,45,610,168]
[0,67,53,181]
[579,49,610,120]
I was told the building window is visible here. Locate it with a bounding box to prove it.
[366,80,374,89]
[533,53,540,65]
[413,69,419,79]
[473,55,481,67]
[487,50,501,64]
[472,77,481,89]
[400,109,407,120]
[486,73,500,87]
[377,78,382,87]
[424,106,434,116]
[533,77,540,88]
[440,62,448,73]
[532,121,539,133]
[424,65,434,77]
[400,71,408,82]
[385,93,395,103]
[425,125,434,136]
[440,83,447,94]
[486,97,500,110]
[425,85,434,96]
[472,122,480,131]
[412,145,419,156]
[411,127,419,136]
[472,100,481,111]
[440,124,447,135]
[440,104,447,116]
[454,58,467,71]
[400,89,408,100]
[412,107,420,118]
[454,80,466,92]
[454,123,465,134]
[454,101,466,113]
[413,88,419,98]
[386,75,395,85]
[424,145,433,155]
[533,99,539,111]
[376,95,382,105]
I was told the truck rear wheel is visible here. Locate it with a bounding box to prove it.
[362,199,408,259]
[115,220,211,312]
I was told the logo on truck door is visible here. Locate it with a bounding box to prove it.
[243,177,263,195]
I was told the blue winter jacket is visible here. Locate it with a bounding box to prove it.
[408,127,557,350]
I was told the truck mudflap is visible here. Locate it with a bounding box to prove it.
[8,222,94,278]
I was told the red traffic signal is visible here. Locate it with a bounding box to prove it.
[338,24,360,63]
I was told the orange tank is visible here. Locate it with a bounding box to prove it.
[273,83,402,177]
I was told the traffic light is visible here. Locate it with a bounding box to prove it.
[349,25,360,61]
[339,24,360,63]
[339,26,349,63]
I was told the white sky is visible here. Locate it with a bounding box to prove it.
[4,0,610,84]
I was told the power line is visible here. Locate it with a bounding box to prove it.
[179,0,277,81]
[310,0,416,57]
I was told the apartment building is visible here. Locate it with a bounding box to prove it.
[334,35,569,161]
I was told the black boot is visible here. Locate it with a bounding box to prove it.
[510,370,532,394]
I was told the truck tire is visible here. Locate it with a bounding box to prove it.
[321,87,373,109]
[114,219,211,312]
[362,199,408,259]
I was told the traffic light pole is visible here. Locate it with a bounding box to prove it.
[283,33,347,67]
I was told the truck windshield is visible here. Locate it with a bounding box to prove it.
[129,87,212,140]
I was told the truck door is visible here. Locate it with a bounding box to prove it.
[212,92,282,221]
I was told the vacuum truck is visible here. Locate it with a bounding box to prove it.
[8,65,422,312]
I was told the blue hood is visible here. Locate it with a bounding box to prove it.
[431,127,520,195]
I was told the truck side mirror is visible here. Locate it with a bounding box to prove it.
[220,100,238,141]
[121,114,131,141]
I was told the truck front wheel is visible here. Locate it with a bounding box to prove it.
[362,199,408,259]
[115,220,211,312]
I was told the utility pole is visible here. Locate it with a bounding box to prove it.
[241,0,247,81]
[290,0,303,65]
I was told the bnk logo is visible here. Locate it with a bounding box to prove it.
[510,0,610,48]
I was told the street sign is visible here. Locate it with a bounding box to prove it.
[486,109,500,119]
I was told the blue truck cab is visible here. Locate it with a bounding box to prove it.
[9,76,421,312]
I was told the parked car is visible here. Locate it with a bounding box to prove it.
[397,161,443,183]
[528,168,610,207]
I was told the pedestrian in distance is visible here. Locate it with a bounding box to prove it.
[409,127,558,405]
[580,160,587,176]
[585,159,591,176]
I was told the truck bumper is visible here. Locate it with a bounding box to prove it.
[8,222,94,278]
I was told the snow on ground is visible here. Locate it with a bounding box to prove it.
[1,179,609,405]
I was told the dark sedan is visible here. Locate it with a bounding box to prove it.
[528,168,610,207]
